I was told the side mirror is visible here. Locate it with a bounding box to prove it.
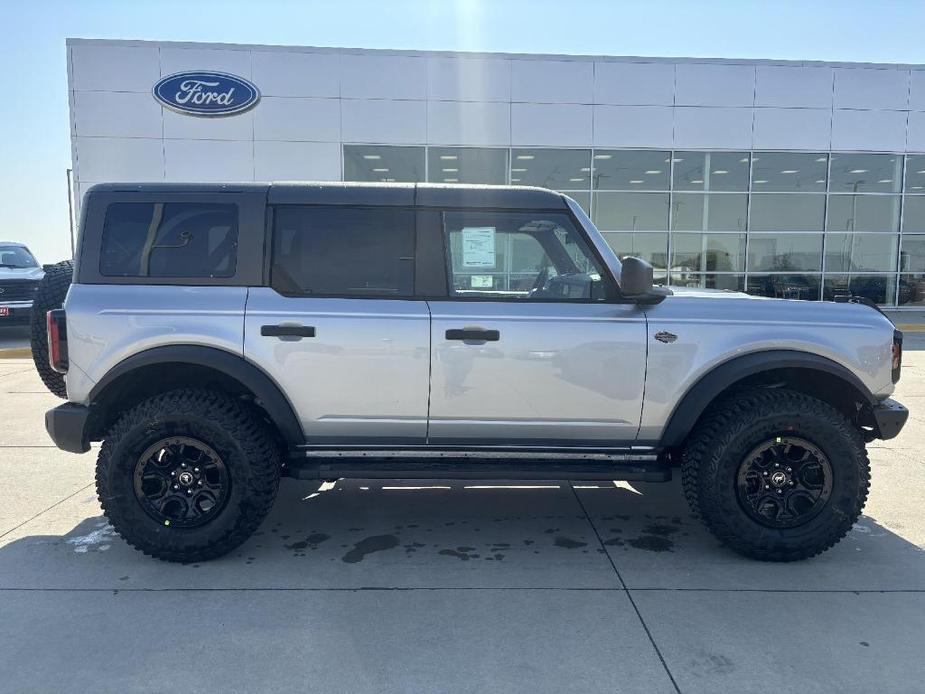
[620,256,654,297]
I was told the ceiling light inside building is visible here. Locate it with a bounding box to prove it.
[511,178,521,182]
[593,154,612,160]
[712,170,728,175]
[580,167,591,172]
[372,168,389,172]
[780,170,799,174]
[815,179,825,183]
[645,170,662,174]
[442,168,458,172]
[363,154,382,160]
[516,155,535,160]
[440,155,458,160]
[569,177,585,182]
[816,157,827,162]
[849,169,868,174]
[629,179,644,184]
[691,179,703,184]
[511,168,527,172]
[739,157,749,163]
[878,179,892,183]
[444,178,458,183]
[753,180,768,184]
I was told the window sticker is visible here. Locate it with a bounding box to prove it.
[461,227,496,268]
[470,275,493,288]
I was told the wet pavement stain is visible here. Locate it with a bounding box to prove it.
[603,537,625,546]
[554,536,588,549]
[643,523,681,538]
[342,535,400,563]
[438,546,477,561]
[286,533,330,551]
[628,535,674,552]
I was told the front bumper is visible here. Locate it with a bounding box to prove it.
[0,301,33,325]
[45,403,91,453]
[872,398,908,440]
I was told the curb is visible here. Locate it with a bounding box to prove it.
[0,348,32,359]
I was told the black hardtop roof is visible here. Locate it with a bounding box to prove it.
[86,181,569,211]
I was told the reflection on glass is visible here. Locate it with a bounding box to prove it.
[748,233,823,272]
[601,232,669,270]
[750,193,825,231]
[751,152,827,192]
[566,191,591,217]
[830,153,902,193]
[343,145,425,182]
[747,274,821,301]
[511,149,591,188]
[902,196,925,232]
[593,192,669,230]
[900,235,925,272]
[427,147,508,184]
[897,274,925,305]
[671,233,746,272]
[592,150,670,190]
[905,155,925,192]
[672,152,749,191]
[671,193,747,231]
[826,195,900,232]
[669,272,744,291]
[824,234,898,272]
[823,274,897,306]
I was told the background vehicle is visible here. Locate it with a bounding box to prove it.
[0,242,43,326]
[43,182,907,564]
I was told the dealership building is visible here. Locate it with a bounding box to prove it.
[66,38,925,306]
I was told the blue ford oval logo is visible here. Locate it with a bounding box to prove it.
[152,71,260,117]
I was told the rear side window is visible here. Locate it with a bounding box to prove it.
[100,203,238,278]
[271,206,414,297]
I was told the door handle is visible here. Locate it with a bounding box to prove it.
[446,328,500,342]
[261,324,316,338]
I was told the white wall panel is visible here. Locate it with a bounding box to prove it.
[164,140,254,181]
[906,112,925,152]
[159,47,252,78]
[164,108,254,140]
[254,97,340,142]
[511,60,593,104]
[341,99,426,143]
[73,91,162,138]
[71,44,160,92]
[340,54,426,100]
[831,109,908,151]
[426,57,511,101]
[593,106,673,148]
[909,70,925,111]
[254,141,341,180]
[251,51,340,97]
[833,68,909,110]
[594,62,674,106]
[76,137,164,181]
[755,66,833,108]
[426,101,510,146]
[675,64,755,107]
[674,107,753,149]
[511,103,592,146]
[753,108,831,150]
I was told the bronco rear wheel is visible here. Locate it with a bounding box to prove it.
[97,388,280,562]
[681,388,869,561]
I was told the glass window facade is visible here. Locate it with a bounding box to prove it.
[343,145,925,306]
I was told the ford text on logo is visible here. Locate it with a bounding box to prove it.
[152,71,260,117]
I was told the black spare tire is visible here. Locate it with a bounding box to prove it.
[30,260,74,398]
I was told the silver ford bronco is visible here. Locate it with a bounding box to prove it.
[42,182,908,563]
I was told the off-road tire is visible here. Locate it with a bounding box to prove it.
[681,388,870,561]
[96,388,281,563]
[29,260,74,398]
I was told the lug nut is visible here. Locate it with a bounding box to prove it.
[789,481,795,486]
[186,489,192,495]
[764,484,770,489]
[763,471,768,477]
[774,463,780,468]
[786,467,792,472]
[181,463,187,469]
[172,485,178,490]
[193,468,199,473]
[777,489,783,495]
[171,471,176,477]
[198,481,203,486]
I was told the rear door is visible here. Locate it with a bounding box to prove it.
[244,204,431,445]
[426,207,648,446]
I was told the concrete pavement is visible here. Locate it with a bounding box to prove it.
[0,356,923,693]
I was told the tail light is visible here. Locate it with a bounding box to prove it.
[892,329,903,383]
[47,309,68,374]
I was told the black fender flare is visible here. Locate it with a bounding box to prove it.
[88,345,304,446]
[658,350,878,448]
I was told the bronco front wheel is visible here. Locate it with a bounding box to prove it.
[681,388,870,561]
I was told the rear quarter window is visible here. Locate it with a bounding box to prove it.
[100,202,238,278]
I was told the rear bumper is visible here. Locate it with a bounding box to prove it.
[0,300,33,325]
[872,398,908,440]
[45,403,91,453]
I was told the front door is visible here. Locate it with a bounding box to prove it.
[427,208,647,446]
[245,205,430,445]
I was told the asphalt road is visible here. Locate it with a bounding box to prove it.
[0,351,923,693]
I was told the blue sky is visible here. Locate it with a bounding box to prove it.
[4,0,925,261]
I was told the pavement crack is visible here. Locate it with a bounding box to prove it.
[0,482,94,541]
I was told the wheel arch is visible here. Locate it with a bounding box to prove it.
[86,345,304,447]
[658,350,879,449]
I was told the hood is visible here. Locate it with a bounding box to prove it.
[0,266,44,281]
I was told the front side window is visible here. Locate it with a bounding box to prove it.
[0,245,37,268]
[100,203,238,278]
[272,206,414,297]
[443,211,609,300]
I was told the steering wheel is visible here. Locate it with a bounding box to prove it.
[530,266,550,294]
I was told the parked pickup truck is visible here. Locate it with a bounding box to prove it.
[0,242,43,325]
[42,182,907,563]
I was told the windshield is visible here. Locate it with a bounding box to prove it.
[0,245,38,269]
